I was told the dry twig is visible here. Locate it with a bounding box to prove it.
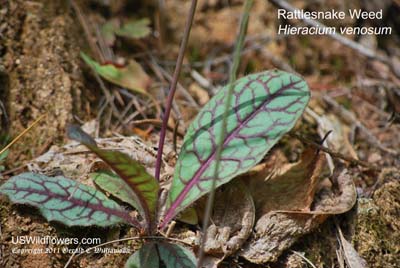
[290,132,381,171]
[323,95,398,155]
[130,119,185,137]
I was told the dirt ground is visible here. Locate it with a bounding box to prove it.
[0,0,399,267]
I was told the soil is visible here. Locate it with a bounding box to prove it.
[1,0,84,165]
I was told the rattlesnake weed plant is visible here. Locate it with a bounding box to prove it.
[0,70,310,267]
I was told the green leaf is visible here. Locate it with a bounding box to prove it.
[162,70,310,226]
[158,242,196,268]
[0,172,140,227]
[67,125,159,231]
[91,171,139,209]
[116,18,151,39]
[101,19,119,46]
[125,243,159,268]
[0,149,8,162]
[177,207,198,225]
[0,149,8,171]
[80,52,151,95]
[125,242,196,268]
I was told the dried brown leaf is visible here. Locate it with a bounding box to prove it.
[338,227,368,268]
[239,147,357,264]
[198,180,255,257]
[312,168,357,214]
[245,148,326,216]
[200,256,221,268]
[240,212,326,263]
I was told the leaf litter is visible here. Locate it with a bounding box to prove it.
[237,148,357,263]
[195,180,255,258]
[337,226,368,268]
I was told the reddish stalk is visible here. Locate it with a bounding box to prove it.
[154,0,198,180]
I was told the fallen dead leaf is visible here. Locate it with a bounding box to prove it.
[29,134,165,186]
[337,227,368,268]
[245,147,327,217]
[196,180,255,258]
[311,168,357,214]
[200,255,221,268]
[240,212,326,264]
[239,147,356,263]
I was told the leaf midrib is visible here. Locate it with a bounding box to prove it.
[4,179,140,227]
[163,78,303,224]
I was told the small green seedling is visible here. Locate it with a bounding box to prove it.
[0,149,8,172]
[0,70,310,267]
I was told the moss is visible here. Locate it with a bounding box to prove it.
[353,179,400,267]
[279,171,400,268]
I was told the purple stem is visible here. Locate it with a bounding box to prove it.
[155,0,198,180]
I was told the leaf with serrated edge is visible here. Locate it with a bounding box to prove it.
[158,242,196,268]
[116,18,151,39]
[67,125,159,231]
[125,242,159,268]
[91,171,139,209]
[162,70,310,226]
[0,172,139,227]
